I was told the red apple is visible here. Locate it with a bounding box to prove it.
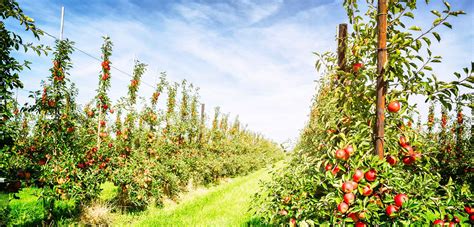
[465,206,473,214]
[344,145,354,155]
[38,158,47,166]
[24,172,31,180]
[386,155,397,166]
[335,149,349,160]
[102,60,110,70]
[348,212,359,221]
[48,100,56,107]
[325,163,333,171]
[358,211,366,219]
[386,205,398,217]
[388,101,401,113]
[402,156,415,165]
[364,169,377,182]
[362,185,372,196]
[452,216,460,223]
[402,144,414,154]
[413,152,422,160]
[100,120,106,127]
[448,222,455,227]
[351,181,358,190]
[278,209,288,215]
[433,220,445,226]
[289,218,296,227]
[353,169,364,182]
[399,136,408,147]
[342,181,355,193]
[344,193,355,204]
[332,165,340,175]
[355,221,367,227]
[283,196,291,204]
[337,202,349,213]
[394,194,408,207]
[108,143,113,148]
[353,63,363,73]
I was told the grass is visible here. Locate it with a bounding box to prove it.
[1,187,78,226]
[111,163,281,226]
[3,187,46,226]
[100,181,118,202]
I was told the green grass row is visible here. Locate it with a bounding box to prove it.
[116,163,278,226]
[0,162,281,226]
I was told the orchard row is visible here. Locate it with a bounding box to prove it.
[251,0,472,225]
[1,37,284,223]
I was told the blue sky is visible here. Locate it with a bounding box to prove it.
[7,0,474,143]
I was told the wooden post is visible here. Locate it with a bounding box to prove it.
[374,0,388,159]
[337,23,348,71]
[97,105,101,150]
[199,103,205,142]
[59,6,65,40]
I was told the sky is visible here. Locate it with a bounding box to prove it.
[6,0,474,144]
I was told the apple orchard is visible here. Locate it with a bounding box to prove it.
[1,0,473,226]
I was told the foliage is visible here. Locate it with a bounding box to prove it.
[252,0,472,225]
[0,0,49,189]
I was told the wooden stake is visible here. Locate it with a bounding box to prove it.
[337,23,348,71]
[199,103,205,142]
[97,105,101,150]
[375,0,388,159]
[59,6,65,40]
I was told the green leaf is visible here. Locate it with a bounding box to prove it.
[433,17,443,26]
[444,1,451,10]
[442,22,452,29]
[461,83,473,89]
[432,32,441,42]
[467,76,474,83]
[430,10,442,17]
[422,37,431,46]
[409,26,422,31]
[404,12,414,19]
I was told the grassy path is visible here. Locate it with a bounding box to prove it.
[115,163,280,226]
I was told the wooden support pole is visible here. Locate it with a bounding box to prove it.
[337,23,348,71]
[375,0,388,159]
[59,6,65,40]
[201,104,205,123]
[199,103,205,142]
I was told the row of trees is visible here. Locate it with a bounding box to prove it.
[0,2,284,225]
[252,0,472,225]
